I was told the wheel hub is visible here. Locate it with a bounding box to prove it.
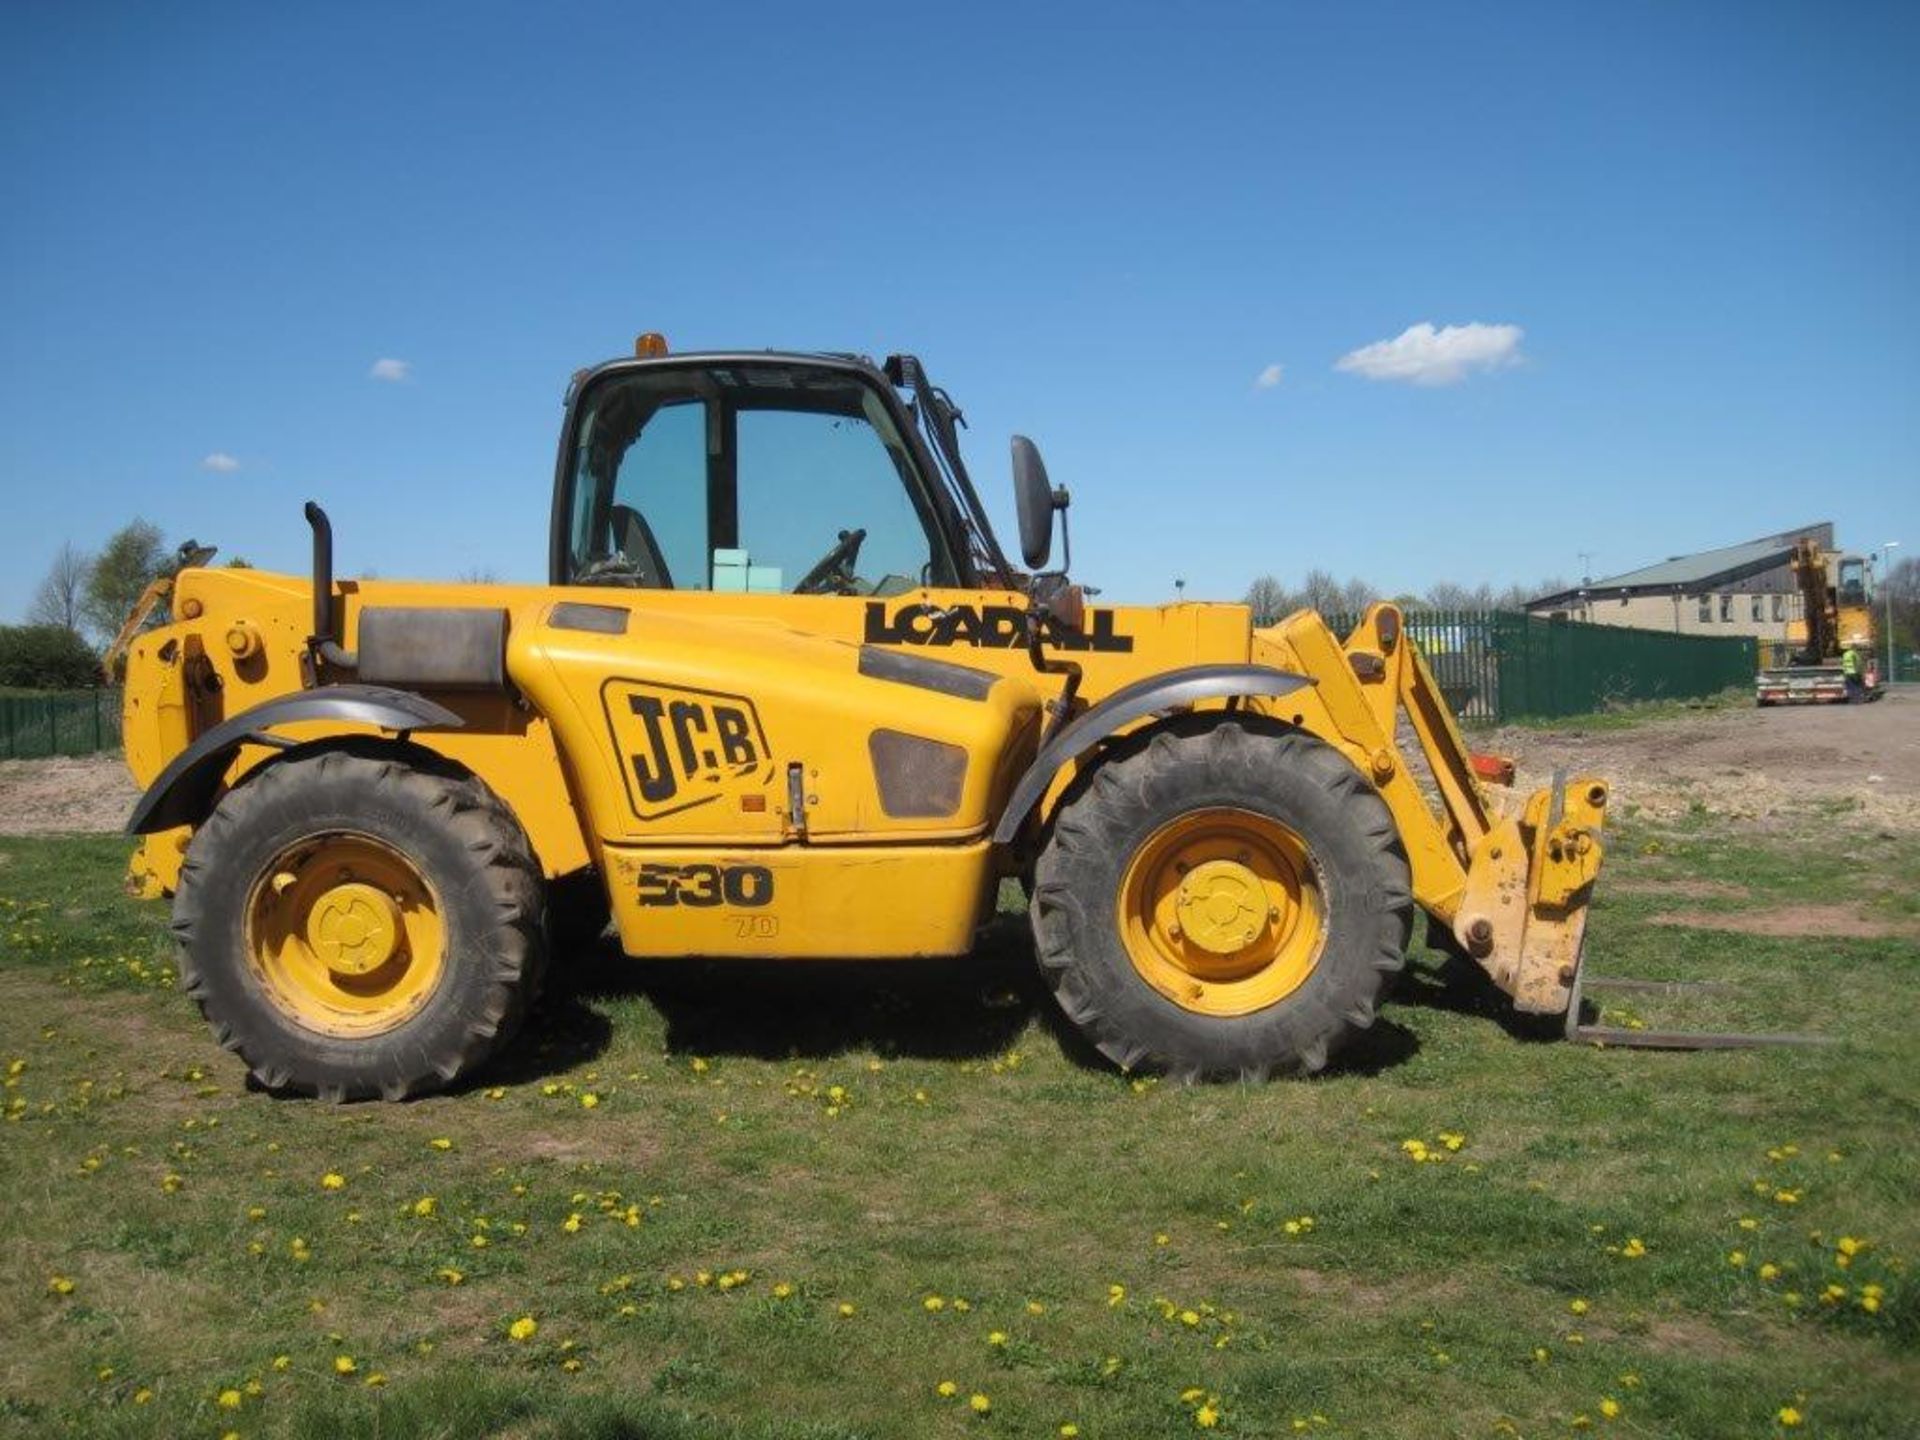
[1117,808,1327,1017]
[1174,858,1273,955]
[305,881,402,977]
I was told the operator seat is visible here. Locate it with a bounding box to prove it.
[609,504,674,589]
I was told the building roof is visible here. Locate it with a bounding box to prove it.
[1527,523,1832,609]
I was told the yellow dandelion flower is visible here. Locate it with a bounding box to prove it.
[1108,1284,1127,1307]
[134,1388,152,1404]
[924,1294,946,1311]
[1738,1217,1759,1231]
[772,1282,793,1299]
[691,1057,710,1073]
[509,1315,538,1342]
[1729,1251,1747,1266]
[333,1355,357,1376]
[563,1213,583,1233]
[320,1172,345,1190]
[838,1302,856,1317]
[246,1206,267,1221]
[1600,1398,1620,1419]
[1026,1300,1046,1315]
[1621,1237,1646,1259]
[438,1267,464,1285]
[581,1093,599,1109]
[1836,1235,1864,1257]
[1155,1232,1171,1246]
[970,1393,992,1415]
[1182,1388,1207,1404]
[1569,1298,1589,1315]
[413,1196,436,1218]
[987,1330,1007,1346]
[1439,1132,1466,1151]
[217,1388,242,1409]
[271,1356,290,1371]
[428,1137,453,1151]
[365,1372,387,1387]
[1777,1406,1802,1427]
[47,1276,75,1296]
[161,1173,183,1193]
[937,1380,959,1398]
[1759,1263,1780,1281]
[1196,1401,1221,1428]
[1180,1309,1201,1327]
[1061,1426,1080,1438]
[954,1297,972,1312]
[562,1357,582,1373]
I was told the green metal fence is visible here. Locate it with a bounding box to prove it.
[1491,613,1754,719]
[1317,610,1757,722]
[0,689,122,759]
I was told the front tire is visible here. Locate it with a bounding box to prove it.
[171,747,544,1100]
[1031,718,1411,1081]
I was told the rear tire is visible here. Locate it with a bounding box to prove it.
[1031,718,1411,1081]
[171,746,544,1100]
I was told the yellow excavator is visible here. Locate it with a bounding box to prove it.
[109,337,1750,1099]
[1756,538,1882,704]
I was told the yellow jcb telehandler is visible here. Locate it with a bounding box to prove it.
[117,340,1616,1099]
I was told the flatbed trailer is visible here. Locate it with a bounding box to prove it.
[1755,663,1883,705]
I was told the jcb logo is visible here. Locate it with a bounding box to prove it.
[601,680,775,820]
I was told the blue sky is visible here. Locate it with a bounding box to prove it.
[2,1,1914,618]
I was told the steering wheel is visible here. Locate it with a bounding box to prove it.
[794,527,867,595]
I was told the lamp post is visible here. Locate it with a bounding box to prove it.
[1884,541,1901,684]
[1174,577,1186,603]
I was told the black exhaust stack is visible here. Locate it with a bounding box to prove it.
[304,501,357,674]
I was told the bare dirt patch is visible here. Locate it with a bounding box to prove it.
[1610,878,1752,901]
[0,754,138,835]
[1491,689,1920,833]
[1650,903,1920,940]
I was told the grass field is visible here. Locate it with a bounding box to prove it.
[2,811,1917,1439]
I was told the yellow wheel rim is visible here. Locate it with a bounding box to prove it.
[1117,807,1326,1017]
[244,833,446,1037]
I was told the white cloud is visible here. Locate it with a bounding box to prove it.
[201,452,241,473]
[1335,322,1525,386]
[368,357,413,383]
[1254,363,1285,389]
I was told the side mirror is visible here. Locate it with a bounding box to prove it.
[1011,435,1065,571]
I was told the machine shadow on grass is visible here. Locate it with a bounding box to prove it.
[502,911,1427,1083]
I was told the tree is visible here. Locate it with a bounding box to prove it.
[27,542,91,633]
[1423,580,1494,611]
[1244,574,1291,625]
[1298,568,1345,616]
[80,520,169,643]
[1886,555,1920,660]
[1338,576,1380,616]
[0,624,102,688]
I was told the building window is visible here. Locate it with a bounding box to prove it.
[1719,594,1732,622]
[1772,594,1785,622]
[1751,594,1763,622]
[1696,595,1711,623]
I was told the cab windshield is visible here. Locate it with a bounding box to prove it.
[564,362,960,596]
[1837,558,1867,607]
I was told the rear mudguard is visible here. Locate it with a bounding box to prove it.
[125,684,464,835]
[991,663,1313,846]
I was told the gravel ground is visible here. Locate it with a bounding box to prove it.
[0,754,139,836]
[1490,686,1920,834]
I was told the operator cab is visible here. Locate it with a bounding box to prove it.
[552,344,1006,598]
